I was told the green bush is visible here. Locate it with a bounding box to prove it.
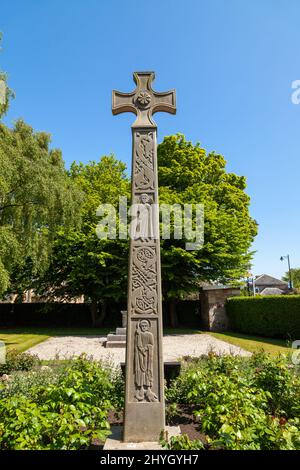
[166,353,300,450]
[250,351,300,418]
[0,349,40,375]
[0,367,58,401]
[0,394,110,450]
[161,433,205,450]
[226,295,300,338]
[0,355,124,449]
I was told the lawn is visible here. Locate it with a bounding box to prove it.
[209,331,292,355]
[0,327,111,353]
[0,327,293,356]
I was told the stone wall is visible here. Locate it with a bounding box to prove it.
[200,286,241,331]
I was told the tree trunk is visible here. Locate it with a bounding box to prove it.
[169,298,178,328]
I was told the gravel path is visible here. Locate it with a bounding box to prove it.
[28,333,250,364]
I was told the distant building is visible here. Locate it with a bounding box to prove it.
[260,287,285,296]
[254,274,288,294]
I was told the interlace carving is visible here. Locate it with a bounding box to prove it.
[134,132,154,191]
[131,247,157,315]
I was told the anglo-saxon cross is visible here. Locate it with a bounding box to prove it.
[112,72,176,442]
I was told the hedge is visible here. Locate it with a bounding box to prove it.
[0,300,200,328]
[226,295,300,339]
[0,302,124,328]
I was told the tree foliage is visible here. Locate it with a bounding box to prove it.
[35,156,130,325]
[0,120,82,295]
[158,134,257,318]
[4,123,257,327]
[37,135,257,326]
[283,268,300,290]
[0,33,14,118]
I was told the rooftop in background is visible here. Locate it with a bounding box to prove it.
[254,274,289,294]
[255,274,288,287]
[260,287,285,296]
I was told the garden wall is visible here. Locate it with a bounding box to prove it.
[226,295,300,339]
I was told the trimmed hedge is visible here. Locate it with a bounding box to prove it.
[226,295,300,339]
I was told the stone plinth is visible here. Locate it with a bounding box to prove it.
[106,330,126,348]
[104,425,181,450]
[105,317,127,348]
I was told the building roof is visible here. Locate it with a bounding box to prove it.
[260,287,285,296]
[255,274,288,287]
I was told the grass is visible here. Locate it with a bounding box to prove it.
[0,327,292,356]
[209,331,292,355]
[0,327,110,353]
[0,326,201,353]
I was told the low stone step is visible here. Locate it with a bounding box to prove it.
[107,334,126,342]
[116,327,126,335]
[106,341,126,348]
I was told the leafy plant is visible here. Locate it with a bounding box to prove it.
[0,355,124,449]
[161,433,205,450]
[166,352,300,450]
[0,349,40,375]
[0,367,57,401]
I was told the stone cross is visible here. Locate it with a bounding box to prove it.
[112,72,176,442]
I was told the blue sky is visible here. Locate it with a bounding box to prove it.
[1,0,299,280]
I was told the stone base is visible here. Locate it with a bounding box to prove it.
[105,328,127,348]
[104,425,181,450]
[116,327,126,335]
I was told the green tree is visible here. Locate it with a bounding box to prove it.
[0,35,81,296]
[36,136,257,328]
[0,120,82,296]
[283,268,300,290]
[158,134,257,326]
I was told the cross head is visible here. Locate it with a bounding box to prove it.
[112,71,176,127]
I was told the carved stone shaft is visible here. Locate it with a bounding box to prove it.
[112,72,176,442]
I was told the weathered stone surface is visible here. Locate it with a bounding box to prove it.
[107,334,126,342]
[106,341,126,348]
[116,327,126,335]
[121,310,127,328]
[200,286,241,331]
[105,331,126,348]
[112,72,176,442]
[104,425,180,450]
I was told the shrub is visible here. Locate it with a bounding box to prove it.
[46,355,124,411]
[249,351,300,418]
[161,433,205,450]
[0,349,40,375]
[0,368,58,401]
[0,355,124,449]
[166,352,300,450]
[226,295,300,338]
[0,394,110,450]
